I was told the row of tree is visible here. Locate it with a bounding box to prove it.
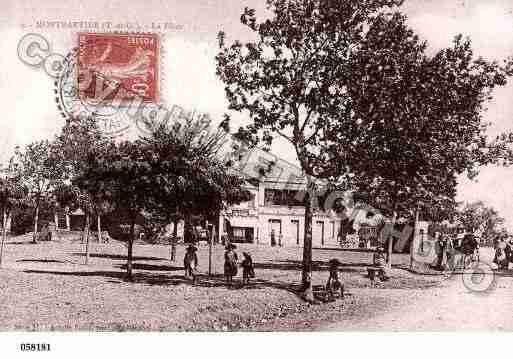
[0,116,250,278]
[3,0,513,301]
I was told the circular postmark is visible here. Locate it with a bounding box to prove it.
[461,261,496,294]
[55,47,133,137]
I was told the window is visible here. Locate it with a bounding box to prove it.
[264,189,304,206]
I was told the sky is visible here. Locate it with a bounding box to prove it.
[1,0,513,228]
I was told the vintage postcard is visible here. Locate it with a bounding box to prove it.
[2,0,513,357]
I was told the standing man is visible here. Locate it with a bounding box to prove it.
[270,229,276,247]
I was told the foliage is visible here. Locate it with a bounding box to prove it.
[8,140,66,241]
[456,201,506,245]
[141,117,250,227]
[74,140,153,279]
[216,0,406,296]
[332,13,513,222]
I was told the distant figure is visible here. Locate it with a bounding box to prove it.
[224,243,238,285]
[434,231,447,270]
[454,228,465,252]
[241,252,255,285]
[444,234,456,270]
[326,258,344,299]
[372,246,389,281]
[184,244,198,284]
[494,239,508,270]
[506,237,513,264]
[270,229,276,247]
[461,233,478,268]
[419,229,425,252]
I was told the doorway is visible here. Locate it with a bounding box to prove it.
[291,220,300,245]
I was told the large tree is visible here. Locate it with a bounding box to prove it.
[216,0,405,300]
[328,13,513,265]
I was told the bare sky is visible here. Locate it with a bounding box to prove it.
[2,0,513,228]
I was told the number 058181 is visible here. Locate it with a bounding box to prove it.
[20,343,51,351]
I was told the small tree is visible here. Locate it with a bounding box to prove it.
[75,141,150,280]
[457,201,505,245]
[142,117,250,261]
[0,171,26,267]
[9,141,65,243]
[53,117,112,242]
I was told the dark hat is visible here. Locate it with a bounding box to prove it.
[329,258,341,266]
[226,243,237,250]
[187,244,197,252]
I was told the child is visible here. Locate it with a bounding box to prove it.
[241,252,255,286]
[184,244,199,284]
[373,246,389,281]
[224,243,238,285]
[326,258,344,299]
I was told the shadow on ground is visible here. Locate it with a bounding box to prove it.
[253,260,368,272]
[72,252,166,261]
[117,263,183,271]
[22,268,301,296]
[17,259,67,264]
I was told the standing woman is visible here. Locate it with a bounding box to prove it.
[224,243,238,285]
[184,244,199,284]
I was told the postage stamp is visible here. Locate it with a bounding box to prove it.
[77,32,159,102]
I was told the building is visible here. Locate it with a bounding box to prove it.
[218,148,343,247]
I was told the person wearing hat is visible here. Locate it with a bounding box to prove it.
[184,244,199,284]
[241,252,255,286]
[224,243,238,285]
[326,258,344,299]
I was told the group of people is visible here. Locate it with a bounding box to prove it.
[493,236,513,270]
[223,243,255,285]
[182,243,255,286]
[431,229,479,271]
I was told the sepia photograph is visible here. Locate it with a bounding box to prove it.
[2,0,513,356]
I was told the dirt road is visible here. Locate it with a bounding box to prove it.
[328,249,513,331]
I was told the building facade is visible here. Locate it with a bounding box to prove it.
[217,147,345,247]
[219,179,342,247]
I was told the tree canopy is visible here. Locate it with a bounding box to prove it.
[216,0,513,293]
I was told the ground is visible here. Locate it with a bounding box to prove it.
[0,233,506,330]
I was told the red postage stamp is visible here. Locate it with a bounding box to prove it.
[77,32,159,102]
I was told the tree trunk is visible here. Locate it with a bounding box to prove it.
[410,205,420,269]
[387,210,398,269]
[170,218,178,261]
[127,220,135,281]
[84,212,91,265]
[0,208,7,268]
[33,205,39,243]
[54,211,59,229]
[301,190,314,302]
[207,220,212,276]
[97,213,102,243]
[65,206,70,231]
